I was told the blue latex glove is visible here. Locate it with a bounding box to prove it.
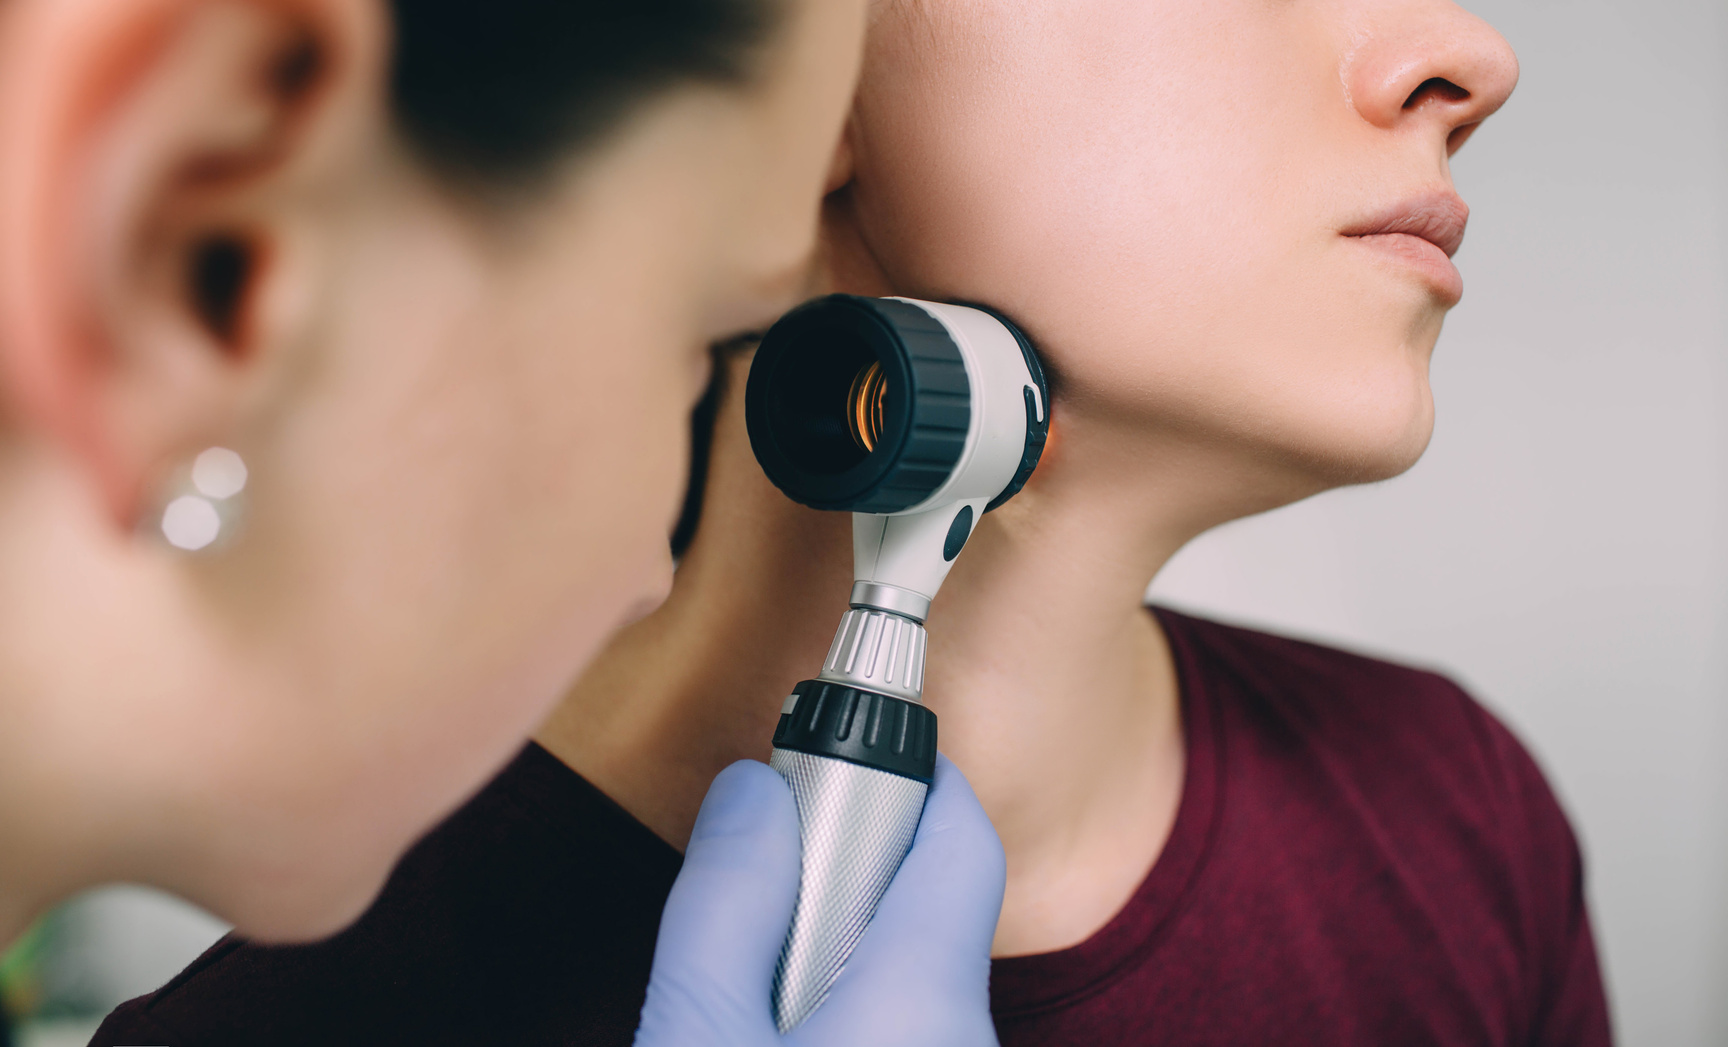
[635,754,1006,1047]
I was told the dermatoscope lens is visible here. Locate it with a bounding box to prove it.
[746,295,974,513]
[846,361,889,452]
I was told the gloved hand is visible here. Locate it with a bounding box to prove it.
[634,754,1006,1047]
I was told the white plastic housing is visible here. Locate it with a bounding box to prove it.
[851,300,1045,605]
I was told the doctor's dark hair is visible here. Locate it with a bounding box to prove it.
[388,0,784,181]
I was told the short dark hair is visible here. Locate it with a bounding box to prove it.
[388,0,783,182]
[385,4,781,556]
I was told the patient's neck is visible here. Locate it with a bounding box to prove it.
[537,395,1230,955]
[917,424,1187,954]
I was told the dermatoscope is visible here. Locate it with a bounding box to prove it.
[744,294,1049,1031]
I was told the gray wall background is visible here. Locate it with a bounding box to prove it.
[26,2,1727,1045]
[1151,0,1728,1043]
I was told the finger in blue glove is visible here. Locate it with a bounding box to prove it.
[635,755,1005,1047]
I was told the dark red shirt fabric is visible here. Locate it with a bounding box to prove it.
[92,608,1611,1047]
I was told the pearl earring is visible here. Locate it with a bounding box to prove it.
[159,448,249,552]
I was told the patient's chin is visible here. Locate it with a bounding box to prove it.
[1300,380,1436,487]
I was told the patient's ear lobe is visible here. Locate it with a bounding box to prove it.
[0,0,386,525]
[815,119,893,298]
[822,120,856,196]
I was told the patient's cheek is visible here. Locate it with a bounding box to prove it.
[845,0,1446,486]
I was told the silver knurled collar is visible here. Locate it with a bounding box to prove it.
[815,606,927,702]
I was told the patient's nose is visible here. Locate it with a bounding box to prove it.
[1344,0,1520,156]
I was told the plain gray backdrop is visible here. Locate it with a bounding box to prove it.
[1152,0,1728,1043]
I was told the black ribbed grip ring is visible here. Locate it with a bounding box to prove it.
[772,680,937,783]
[746,295,971,514]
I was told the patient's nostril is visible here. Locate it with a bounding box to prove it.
[1404,77,1471,110]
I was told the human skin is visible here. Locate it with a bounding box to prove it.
[0,0,865,945]
[539,0,1517,956]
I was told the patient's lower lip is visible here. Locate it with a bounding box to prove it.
[1347,231,1463,304]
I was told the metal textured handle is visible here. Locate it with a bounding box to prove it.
[769,747,929,1032]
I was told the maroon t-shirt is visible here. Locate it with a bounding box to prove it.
[92,608,1611,1046]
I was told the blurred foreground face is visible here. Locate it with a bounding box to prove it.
[844,0,1518,496]
[0,0,864,941]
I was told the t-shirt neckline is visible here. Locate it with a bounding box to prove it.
[987,606,1225,1018]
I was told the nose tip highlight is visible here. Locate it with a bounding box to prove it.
[1464,20,1520,126]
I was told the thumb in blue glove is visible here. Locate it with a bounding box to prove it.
[634,754,1006,1047]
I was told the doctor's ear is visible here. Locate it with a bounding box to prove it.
[0,0,386,525]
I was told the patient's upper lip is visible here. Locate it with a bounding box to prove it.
[1343,192,1470,257]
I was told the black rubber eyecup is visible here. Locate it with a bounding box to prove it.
[746,295,971,514]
